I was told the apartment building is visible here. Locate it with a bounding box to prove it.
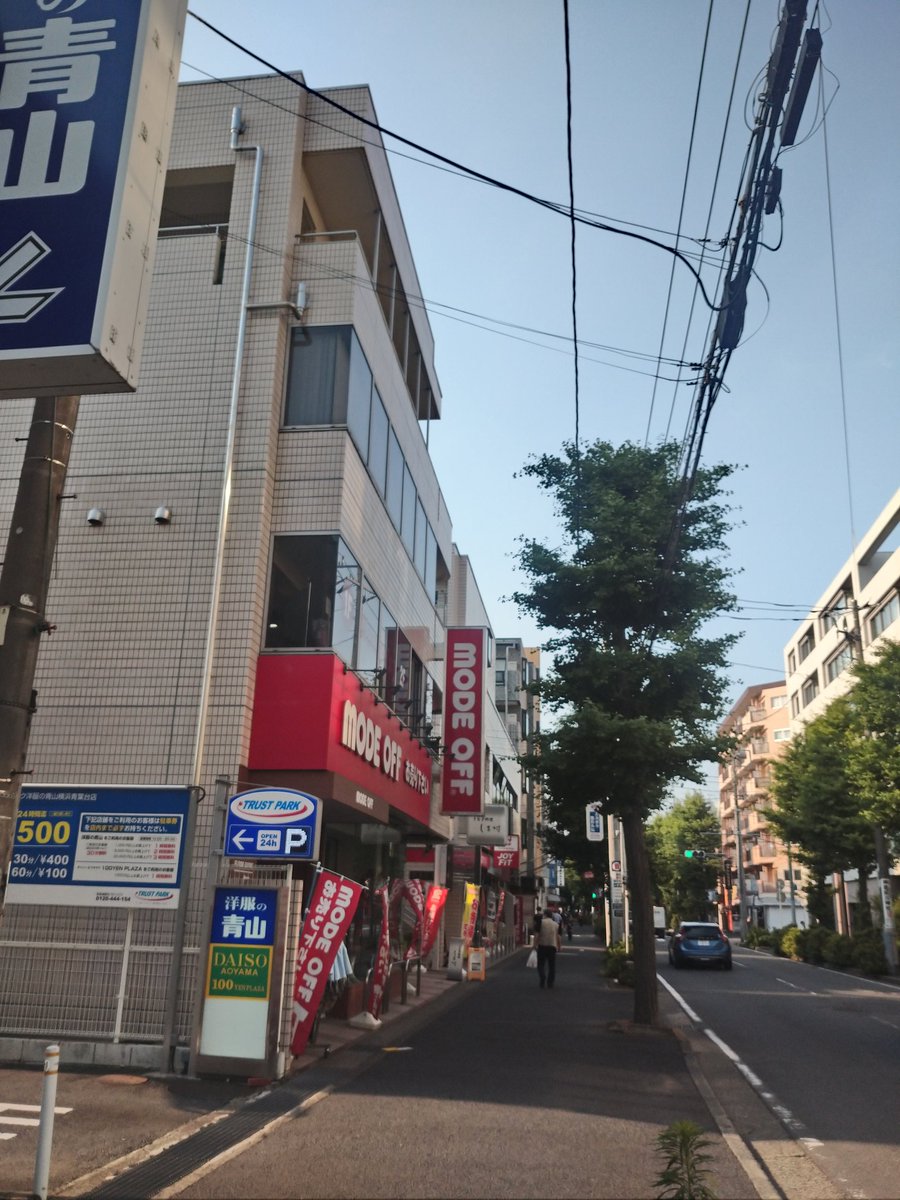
[494,639,541,872]
[782,489,900,933]
[785,489,900,724]
[0,72,522,1071]
[718,681,807,931]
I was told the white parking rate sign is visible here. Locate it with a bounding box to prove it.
[224,788,321,861]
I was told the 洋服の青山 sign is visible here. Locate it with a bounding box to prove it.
[441,628,487,815]
[290,870,363,1057]
[0,0,187,399]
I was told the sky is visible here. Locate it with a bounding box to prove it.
[180,1,900,730]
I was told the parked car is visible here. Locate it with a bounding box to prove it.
[668,921,732,970]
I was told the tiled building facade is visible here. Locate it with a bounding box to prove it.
[0,73,520,1071]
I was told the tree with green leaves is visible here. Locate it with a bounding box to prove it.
[513,439,739,1025]
[844,640,900,840]
[646,793,721,927]
[767,697,876,927]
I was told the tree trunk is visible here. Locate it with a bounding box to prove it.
[621,808,659,1026]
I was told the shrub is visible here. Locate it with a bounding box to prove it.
[852,928,889,977]
[779,925,805,960]
[823,932,854,968]
[803,924,830,964]
[770,926,791,956]
[654,1120,717,1200]
[604,946,628,979]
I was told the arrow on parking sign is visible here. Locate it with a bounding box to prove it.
[229,828,254,853]
[0,233,63,323]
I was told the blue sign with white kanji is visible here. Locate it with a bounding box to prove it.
[224,788,321,861]
[0,2,142,350]
[210,887,277,947]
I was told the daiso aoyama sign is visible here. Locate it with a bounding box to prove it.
[441,628,487,815]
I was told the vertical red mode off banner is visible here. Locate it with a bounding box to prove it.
[441,628,487,816]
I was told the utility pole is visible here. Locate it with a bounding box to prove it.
[0,396,80,901]
[662,0,819,577]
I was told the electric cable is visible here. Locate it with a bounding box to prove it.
[563,0,580,461]
[820,62,856,551]
[645,0,714,445]
[187,11,729,312]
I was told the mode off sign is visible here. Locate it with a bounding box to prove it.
[0,0,187,399]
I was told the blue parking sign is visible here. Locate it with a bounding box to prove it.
[224,788,321,861]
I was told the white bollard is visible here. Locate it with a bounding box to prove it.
[32,1043,60,1200]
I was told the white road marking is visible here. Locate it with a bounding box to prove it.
[869,1015,900,1031]
[776,976,817,995]
[662,975,812,1140]
[0,1101,72,1140]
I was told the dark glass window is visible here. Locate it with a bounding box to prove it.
[347,334,372,459]
[368,388,389,496]
[401,464,416,555]
[357,578,380,676]
[378,605,397,702]
[414,498,427,577]
[425,525,437,603]
[332,541,360,665]
[284,326,349,425]
[265,534,340,649]
[385,429,403,528]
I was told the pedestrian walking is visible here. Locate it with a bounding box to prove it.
[534,909,561,989]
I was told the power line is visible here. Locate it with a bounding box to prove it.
[187,11,728,313]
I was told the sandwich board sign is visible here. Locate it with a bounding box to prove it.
[0,0,187,399]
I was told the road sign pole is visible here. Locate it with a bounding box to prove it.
[0,396,79,906]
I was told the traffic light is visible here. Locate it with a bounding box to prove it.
[590,890,597,899]
[683,849,707,860]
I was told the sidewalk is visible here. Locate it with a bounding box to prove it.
[0,935,838,1199]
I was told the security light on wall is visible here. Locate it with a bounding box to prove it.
[86,508,105,526]
[154,506,172,525]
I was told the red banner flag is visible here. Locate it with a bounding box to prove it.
[367,884,391,1019]
[420,885,449,960]
[403,879,426,960]
[290,871,364,1058]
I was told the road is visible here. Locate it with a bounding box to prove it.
[167,933,760,1200]
[657,939,900,1200]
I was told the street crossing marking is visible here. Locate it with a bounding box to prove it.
[0,1101,73,1141]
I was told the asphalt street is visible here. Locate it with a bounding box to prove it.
[658,940,900,1200]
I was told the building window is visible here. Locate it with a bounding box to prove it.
[797,629,815,663]
[825,643,853,684]
[284,325,350,426]
[770,694,787,709]
[368,389,389,497]
[346,333,372,460]
[870,592,899,639]
[788,650,796,675]
[821,590,851,635]
[332,543,361,665]
[801,672,819,707]
[414,498,427,577]
[773,728,792,742]
[356,579,380,676]
[265,534,357,654]
[790,692,800,718]
[385,429,403,529]
[400,464,416,555]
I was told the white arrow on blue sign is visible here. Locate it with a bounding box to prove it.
[224,788,321,861]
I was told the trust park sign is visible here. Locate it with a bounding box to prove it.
[0,0,187,399]
[441,628,488,816]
